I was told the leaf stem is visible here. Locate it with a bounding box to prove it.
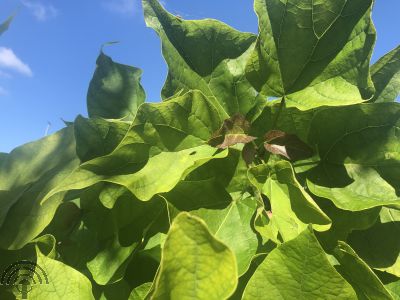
[271,97,286,129]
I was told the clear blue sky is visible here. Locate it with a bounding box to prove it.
[0,0,399,153]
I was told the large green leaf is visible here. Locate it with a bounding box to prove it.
[28,248,95,300]
[164,182,258,275]
[0,127,79,250]
[43,145,227,203]
[46,187,169,287]
[92,89,222,169]
[247,0,376,109]
[348,207,400,277]
[83,189,167,285]
[42,90,226,204]
[150,213,237,299]
[87,50,146,121]
[242,227,356,299]
[305,103,400,210]
[132,90,222,148]
[143,0,261,117]
[371,45,400,102]
[249,161,331,242]
[333,242,393,300]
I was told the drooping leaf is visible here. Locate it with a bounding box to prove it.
[314,197,380,250]
[186,148,251,193]
[133,90,222,149]
[42,90,226,205]
[129,282,152,300]
[0,127,79,250]
[216,134,256,149]
[384,278,400,300]
[333,241,393,300]
[242,227,356,299]
[49,187,168,286]
[248,161,331,242]
[209,114,256,149]
[247,0,376,109]
[348,207,400,277]
[84,193,168,285]
[87,50,146,121]
[74,116,130,162]
[164,184,258,275]
[43,145,227,203]
[150,212,238,299]
[143,0,261,117]
[264,130,313,161]
[28,247,95,300]
[77,90,223,177]
[305,103,400,211]
[371,45,400,102]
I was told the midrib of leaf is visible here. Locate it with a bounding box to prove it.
[285,0,349,93]
[275,0,288,94]
[214,201,235,236]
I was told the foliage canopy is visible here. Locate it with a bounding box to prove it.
[1,0,400,299]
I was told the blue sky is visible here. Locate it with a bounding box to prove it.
[0,0,399,153]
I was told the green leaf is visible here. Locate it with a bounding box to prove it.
[164,183,258,275]
[50,187,168,286]
[348,207,400,277]
[250,102,318,143]
[0,127,79,250]
[74,116,130,162]
[385,279,400,300]
[129,282,152,300]
[242,227,356,299]
[314,197,380,250]
[86,237,137,286]
[305,103,400,211]
[74,90,223,179]
[132,90,223,148]
[43,145,227,202]
[333,242,393,300]
[143,0,260,117]
[371,45,400,102]
[195,194,258,276]
[247,0,376,109]
[249,161,331,242]
[186,148,251,193]
[29,247,95,300]
[87,50,146,121]
[151,213,238,300]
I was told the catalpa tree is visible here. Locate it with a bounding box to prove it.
[0,0,399,299]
